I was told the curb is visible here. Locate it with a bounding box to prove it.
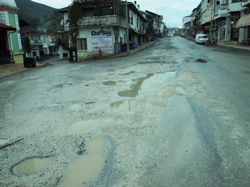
[0,63,49,80]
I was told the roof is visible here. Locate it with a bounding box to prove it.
[145,10,162,18]
[19,19,30,27]
[0,0,18,9]
[0,23,16,31]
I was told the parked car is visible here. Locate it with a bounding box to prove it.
[195,34,208,44]
[180,33,185,37]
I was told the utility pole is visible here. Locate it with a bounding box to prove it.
[126,0,129,53]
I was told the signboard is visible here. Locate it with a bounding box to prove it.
[91,29,113,54]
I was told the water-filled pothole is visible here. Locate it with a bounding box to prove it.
[118,72,178,98]
[0,138,8,147]
[58,137,109,187]
[11,157,51,176]
[103,81,116,85]
[85,102,95,105]
[69,104,82,111]
[110,100,136,111]
[196,59,207,63]
[119,71,136,75]
[70,121,95,133]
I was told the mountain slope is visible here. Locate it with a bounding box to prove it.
[15,0,62,32]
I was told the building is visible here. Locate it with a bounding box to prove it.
[58,1,148,61]
[0,0,23,64]
[20,26,57,60]
[185,0,250,44]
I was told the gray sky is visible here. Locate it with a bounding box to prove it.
[32,0,201,28]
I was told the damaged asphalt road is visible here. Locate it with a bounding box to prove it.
[0,37,250,186]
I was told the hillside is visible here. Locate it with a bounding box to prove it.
[15,0,63,32]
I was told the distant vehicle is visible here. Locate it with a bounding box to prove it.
[195,34,208,44]
[180,33,185,37]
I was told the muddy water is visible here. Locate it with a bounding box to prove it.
[12,157,50,176]
[0,139,8,146]
[118,72,178,98]
[110,100,136,111]
[59,137,109,187]
[70,121,95,133]
[119,71,136,75]
[103,81,116,85]
[68,104,82,111]
[118,74,154,98]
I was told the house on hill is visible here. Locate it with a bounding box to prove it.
[0,0,23,64]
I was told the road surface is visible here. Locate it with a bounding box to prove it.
[1,37,250,187]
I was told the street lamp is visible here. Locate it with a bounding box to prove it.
[126,0,129,53]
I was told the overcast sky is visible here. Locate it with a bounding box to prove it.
[32,0,201,28]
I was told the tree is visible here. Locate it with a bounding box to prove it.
[23,36,32,57]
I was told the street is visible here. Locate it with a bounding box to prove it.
[1,37,250,187]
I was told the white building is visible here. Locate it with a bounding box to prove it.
[58,1,147,61]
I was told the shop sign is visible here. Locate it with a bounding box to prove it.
[91,29,113,54]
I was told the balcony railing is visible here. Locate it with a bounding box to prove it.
[78,15,127,28]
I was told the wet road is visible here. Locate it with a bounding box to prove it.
[1,37,250,186]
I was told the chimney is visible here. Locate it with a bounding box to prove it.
[134,1,137,5]
[138,5,140,10]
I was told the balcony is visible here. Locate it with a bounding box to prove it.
[214,5,228,19]
[77,15,127,28]
[242,0,250,7]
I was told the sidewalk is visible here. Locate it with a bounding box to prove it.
[186,36,250,51]
[0,62,49,80]
[0,40,159,79]
[217,42,250,51]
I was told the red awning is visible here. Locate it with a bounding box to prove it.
[0,23,16,31]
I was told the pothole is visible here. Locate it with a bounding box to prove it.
[0,138,8,147]
[103,81,116,85]
[119,71,136,75]
[58,137,109,187]
[110,100,136,111]
[196,59,207,63]
[70,121,95,133]
[85,102,95,105]
[69,104,82,112]
[118,72,178,98]
[11,157,51,176]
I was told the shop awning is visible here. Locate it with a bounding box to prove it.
[236,14,250,28]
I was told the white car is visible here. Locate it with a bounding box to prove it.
[195,34,208,44]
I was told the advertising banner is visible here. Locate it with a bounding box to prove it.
[91,29,113,54]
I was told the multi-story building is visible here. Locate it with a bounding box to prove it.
[0,0,23,64]
[236,0,250,44]
[184,0,250,44]
[58,1,148,61]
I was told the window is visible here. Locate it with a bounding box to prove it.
[231,0,241,2]
[78,38,87,50]
[130,13,133,25]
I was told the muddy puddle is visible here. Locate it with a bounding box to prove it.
[85,102,95,105]
[119,71,136,75]
[58,137,109,187]
[11,157,51,176]
[0,138,8,147]
[110,100,136,111]
[118,72,178,98]
[70,121,96,133]
[196,59,207,63]
[103,81,116,85]
[69,104,82,111]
